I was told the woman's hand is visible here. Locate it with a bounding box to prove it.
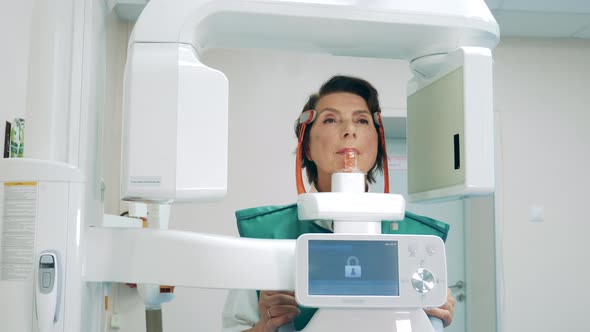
[253,291,300,332]
[424,288,456,327]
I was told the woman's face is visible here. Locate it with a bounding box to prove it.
[306,92,378,190]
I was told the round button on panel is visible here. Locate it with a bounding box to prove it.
[411,268,435,293]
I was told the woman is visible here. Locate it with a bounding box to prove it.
[222,75,455,332]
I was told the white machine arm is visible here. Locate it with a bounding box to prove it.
[85,227,295,290]
[132,0,499,60]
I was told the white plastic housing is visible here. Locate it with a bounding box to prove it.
[407,47,494,202]
[301,308,435,332]
[299,172,406,234]
[132,0,499,61]
[121,43,228,203]
[297,193,405,222]
[331,173,365,193]
[0,159,84,332]
[86,228,296,290]
[122,0,499,204]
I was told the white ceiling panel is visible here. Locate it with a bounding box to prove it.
[499,0,590,14]
[493,10,590,38]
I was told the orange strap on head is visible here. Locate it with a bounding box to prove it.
[296,110,316,195]
[374,112,390,194]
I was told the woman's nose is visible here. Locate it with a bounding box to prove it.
[342,120,356,138]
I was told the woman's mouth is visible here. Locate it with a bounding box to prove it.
[337,148,360,155]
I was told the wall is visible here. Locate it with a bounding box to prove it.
[464,196,496,331]
[493,38,590,332]
[0,1,34,149]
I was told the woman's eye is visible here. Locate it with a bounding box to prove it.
[323,118,336,124]
[358,118,370,125]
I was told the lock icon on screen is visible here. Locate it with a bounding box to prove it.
[345,256,361,278]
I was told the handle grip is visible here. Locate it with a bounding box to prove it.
[35,250,61,332]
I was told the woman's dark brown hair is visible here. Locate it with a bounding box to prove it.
[295,75,384,186]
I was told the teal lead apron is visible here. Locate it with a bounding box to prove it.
[235,203,450,331]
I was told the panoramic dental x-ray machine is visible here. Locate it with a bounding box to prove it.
[0,0,498,331]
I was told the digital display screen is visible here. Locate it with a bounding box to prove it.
[308,240,399,296]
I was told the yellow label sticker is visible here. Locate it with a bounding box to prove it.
[4,182,37,186]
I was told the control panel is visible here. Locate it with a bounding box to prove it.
[295,233,447,308]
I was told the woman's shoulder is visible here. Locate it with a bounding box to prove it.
[235,203,298,222]
[382,211,450,242]
[235,203,330,239]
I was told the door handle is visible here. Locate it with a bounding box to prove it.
[449,280,464,290]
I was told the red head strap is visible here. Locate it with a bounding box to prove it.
[374,112,390,194]
[296,110,316,195]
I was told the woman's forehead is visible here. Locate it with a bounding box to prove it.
[316,92,369,111]
[317,108,371,117]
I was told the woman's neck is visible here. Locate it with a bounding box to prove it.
[315,173,332,192]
